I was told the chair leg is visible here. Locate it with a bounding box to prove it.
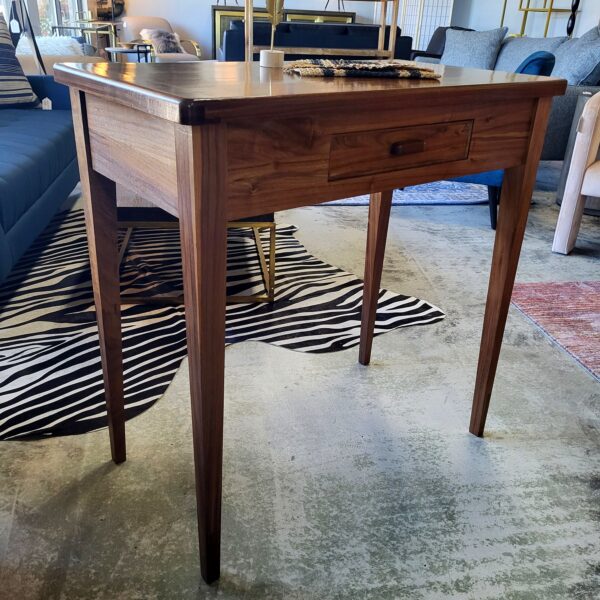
[118,218,276,304]
[488,186,501,230]
[252,224,276,302]
[118,227,134,265]
[552,192,588,255]
[268,223,276,301]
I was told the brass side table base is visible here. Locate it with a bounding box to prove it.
[117,208,276,304]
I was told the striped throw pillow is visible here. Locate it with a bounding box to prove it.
[0,15,38,107]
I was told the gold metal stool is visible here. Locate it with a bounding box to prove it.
[117,207,276,304]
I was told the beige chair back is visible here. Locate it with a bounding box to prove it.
[552,92,600,253]
[121,16,174,43]
[564,93,600,197]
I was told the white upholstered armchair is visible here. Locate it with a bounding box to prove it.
[120,16,201,62]
[553,92,600,254]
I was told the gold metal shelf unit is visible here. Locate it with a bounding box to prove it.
[244,0,401,61]
[501,0,580,38]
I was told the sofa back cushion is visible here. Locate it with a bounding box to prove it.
[425,26,473,55]
[231,20,399,49]
[223,20,410,61]
[553,26,600,85]
[441,27,508,70]
[495,35,567,73]
[0,15,38,107]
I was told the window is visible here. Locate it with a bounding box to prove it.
[400,0,455,50]
[37,0,56,35]
[57,0,82,23]
[36,0,84,35]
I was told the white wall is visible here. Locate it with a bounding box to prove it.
[123,0,382,59]
[121,0,600,58]
[452,0,599,38]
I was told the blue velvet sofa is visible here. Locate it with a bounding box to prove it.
[219,21,413,61]
[0,76,78,284]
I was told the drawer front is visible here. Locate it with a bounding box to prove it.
[329,120,473,181]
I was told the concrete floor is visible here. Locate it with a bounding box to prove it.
[0,194,599,599]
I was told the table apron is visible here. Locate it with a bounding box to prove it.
[225,96,536,219]
[83,91,539,221]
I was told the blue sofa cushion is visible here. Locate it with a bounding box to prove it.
[515,51,555,77]
[0,15,38,107]
[553,26,600,85]
[451,170,504,188]
[0,109,76,232]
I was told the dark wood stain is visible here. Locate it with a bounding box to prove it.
[57,61,566,584]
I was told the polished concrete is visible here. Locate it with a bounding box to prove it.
[0,193,598,599]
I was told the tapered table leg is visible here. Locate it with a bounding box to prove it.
[70,90,125,464]
[359,190,393,366]
[175,123,228,584]
[470,98,553,437]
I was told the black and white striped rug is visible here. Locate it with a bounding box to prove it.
[0,210,445,440]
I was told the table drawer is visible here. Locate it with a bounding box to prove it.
[329,120,473,181]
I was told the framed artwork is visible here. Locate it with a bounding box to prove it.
[284,10,355,24]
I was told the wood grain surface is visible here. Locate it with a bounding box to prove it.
[54,62,566,124]
[70,89,126,463]
[176,123,228,584]
[469,97,554,437]
[59,60,566,584]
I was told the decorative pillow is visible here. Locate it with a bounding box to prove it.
[441,27,508,70]
[553,26,600,85]
[495,35,567,73]
[0,15,38,108]
[139,28,185,54]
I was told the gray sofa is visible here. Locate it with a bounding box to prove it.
[494,33,600,160]
[419,27,600,161]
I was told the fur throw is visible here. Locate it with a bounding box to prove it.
[139,28,185,54]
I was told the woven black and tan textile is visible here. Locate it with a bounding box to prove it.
[283,59,441,79]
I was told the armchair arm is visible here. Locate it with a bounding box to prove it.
[542,85,600,160]
[180,39,202,58]
[575,92,600,171]
[410,50,441,61]
[27,75,71,110]
[552,91,600,253]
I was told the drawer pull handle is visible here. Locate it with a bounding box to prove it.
[390,139,426,157]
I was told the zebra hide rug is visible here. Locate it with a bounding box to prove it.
[0,210,445,440]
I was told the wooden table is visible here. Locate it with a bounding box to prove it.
[54,61,565,584]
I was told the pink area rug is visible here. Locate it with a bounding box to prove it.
[511,281,600,380]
